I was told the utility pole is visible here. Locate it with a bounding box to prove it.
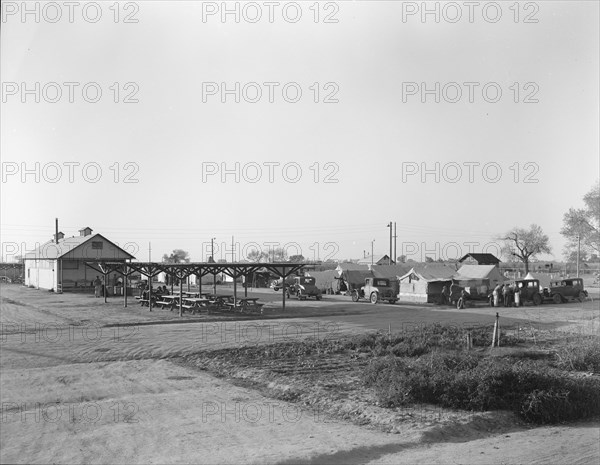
[393,222,397,263]
[371,239,375,266]
[387,222,392,265]
[577,234,581,278]
[211,237,216,295]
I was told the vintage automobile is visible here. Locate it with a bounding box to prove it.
[288,276,322,300]
[513,279,544,306]
[352,277,397,304]
[270,276,295,292]
[543,278,588,303]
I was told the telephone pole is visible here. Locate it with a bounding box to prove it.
[393,222,397,263]
[387,222,393,265]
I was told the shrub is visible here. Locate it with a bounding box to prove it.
[554,337,600,372]
[363,351,600,424]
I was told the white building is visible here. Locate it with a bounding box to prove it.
[24,227,135,292]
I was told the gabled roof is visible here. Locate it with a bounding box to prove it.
[454,265,500,280]
[371,264,413,280]
[336,263,370,274]
[399,264,456,282]
[357,254,393,265]
[458,253,501,264]
[24,233,135,260]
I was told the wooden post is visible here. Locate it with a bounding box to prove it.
[187,275,190,292]
[179,275,183,317]
[124,273,128,308]
[491,312,500,347]
[198,273,202,295]
[244,274,248,297]
[233,271,237,307]
[148,272,153,311]
[496,313,500,347]
[103,272,107,303]
[282,267,286,311]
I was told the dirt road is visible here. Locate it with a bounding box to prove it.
[1,285,599,464]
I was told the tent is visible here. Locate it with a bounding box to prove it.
[397,264,456,303]
[453,265,509,298]
[306,270,339,294]
[336,269,373,294]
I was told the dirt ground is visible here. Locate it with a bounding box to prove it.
[1,283,599,464]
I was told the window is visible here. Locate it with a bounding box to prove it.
[91,242,103,250]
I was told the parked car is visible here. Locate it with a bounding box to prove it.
[514,279,543,306]
[270,276,295,292]
[352,277,397,304]
[543,278,588,303]
[289,276,322,300]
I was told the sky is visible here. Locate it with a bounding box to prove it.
[1,1,599,263]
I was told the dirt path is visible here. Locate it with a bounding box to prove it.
[1,285,599,464]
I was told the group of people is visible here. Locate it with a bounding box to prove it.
[490,283,520,307]
[439,283,467,307]
[140,285,170,300]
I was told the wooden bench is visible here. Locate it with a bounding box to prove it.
[155,300,175,309]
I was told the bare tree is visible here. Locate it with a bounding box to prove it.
[561,181,600,257]
[499,224,551,274]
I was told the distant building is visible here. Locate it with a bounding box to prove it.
[23,227,135,292]
[357,254,395,266]
[458,253,501,267]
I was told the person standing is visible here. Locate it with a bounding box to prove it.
[440,285,450,305]
[93,276,102,298]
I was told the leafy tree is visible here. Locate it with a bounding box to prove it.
[499,224,551,274]
[288,255,305,263]
[425,256,434,263]
[162,249,190,263]
[247,250,268,262]
[269,247,288,262]
[561,181,600,256]
[397,255,407,263]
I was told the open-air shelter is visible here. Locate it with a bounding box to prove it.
[84,261,312,316]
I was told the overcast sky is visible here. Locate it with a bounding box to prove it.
[1,1,598,263]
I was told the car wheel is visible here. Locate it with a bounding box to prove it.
[273,287,279,292]
[351,291,360,302]
[388,300,396,304]
[297,291,302,300]
[533,293,542,306]
[370,292,378,304]
[578,291,587,302]
[316,295,321,301]
[553,293,562,304]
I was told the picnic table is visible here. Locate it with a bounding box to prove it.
[181,297,210,314]
[182,291,200,298]
[155,294,180,310]
[225,297,264,313]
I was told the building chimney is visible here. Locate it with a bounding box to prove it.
[54,231,65,241]
[55,218,59,244]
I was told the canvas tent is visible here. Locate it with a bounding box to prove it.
[397,264,457,303]
[370,264,412,295]
[336,269,373,294]
[453,265,508,298]
[306,270,339,294]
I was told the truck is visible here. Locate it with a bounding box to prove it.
[288,276,322,300]
[352,277,397,304]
